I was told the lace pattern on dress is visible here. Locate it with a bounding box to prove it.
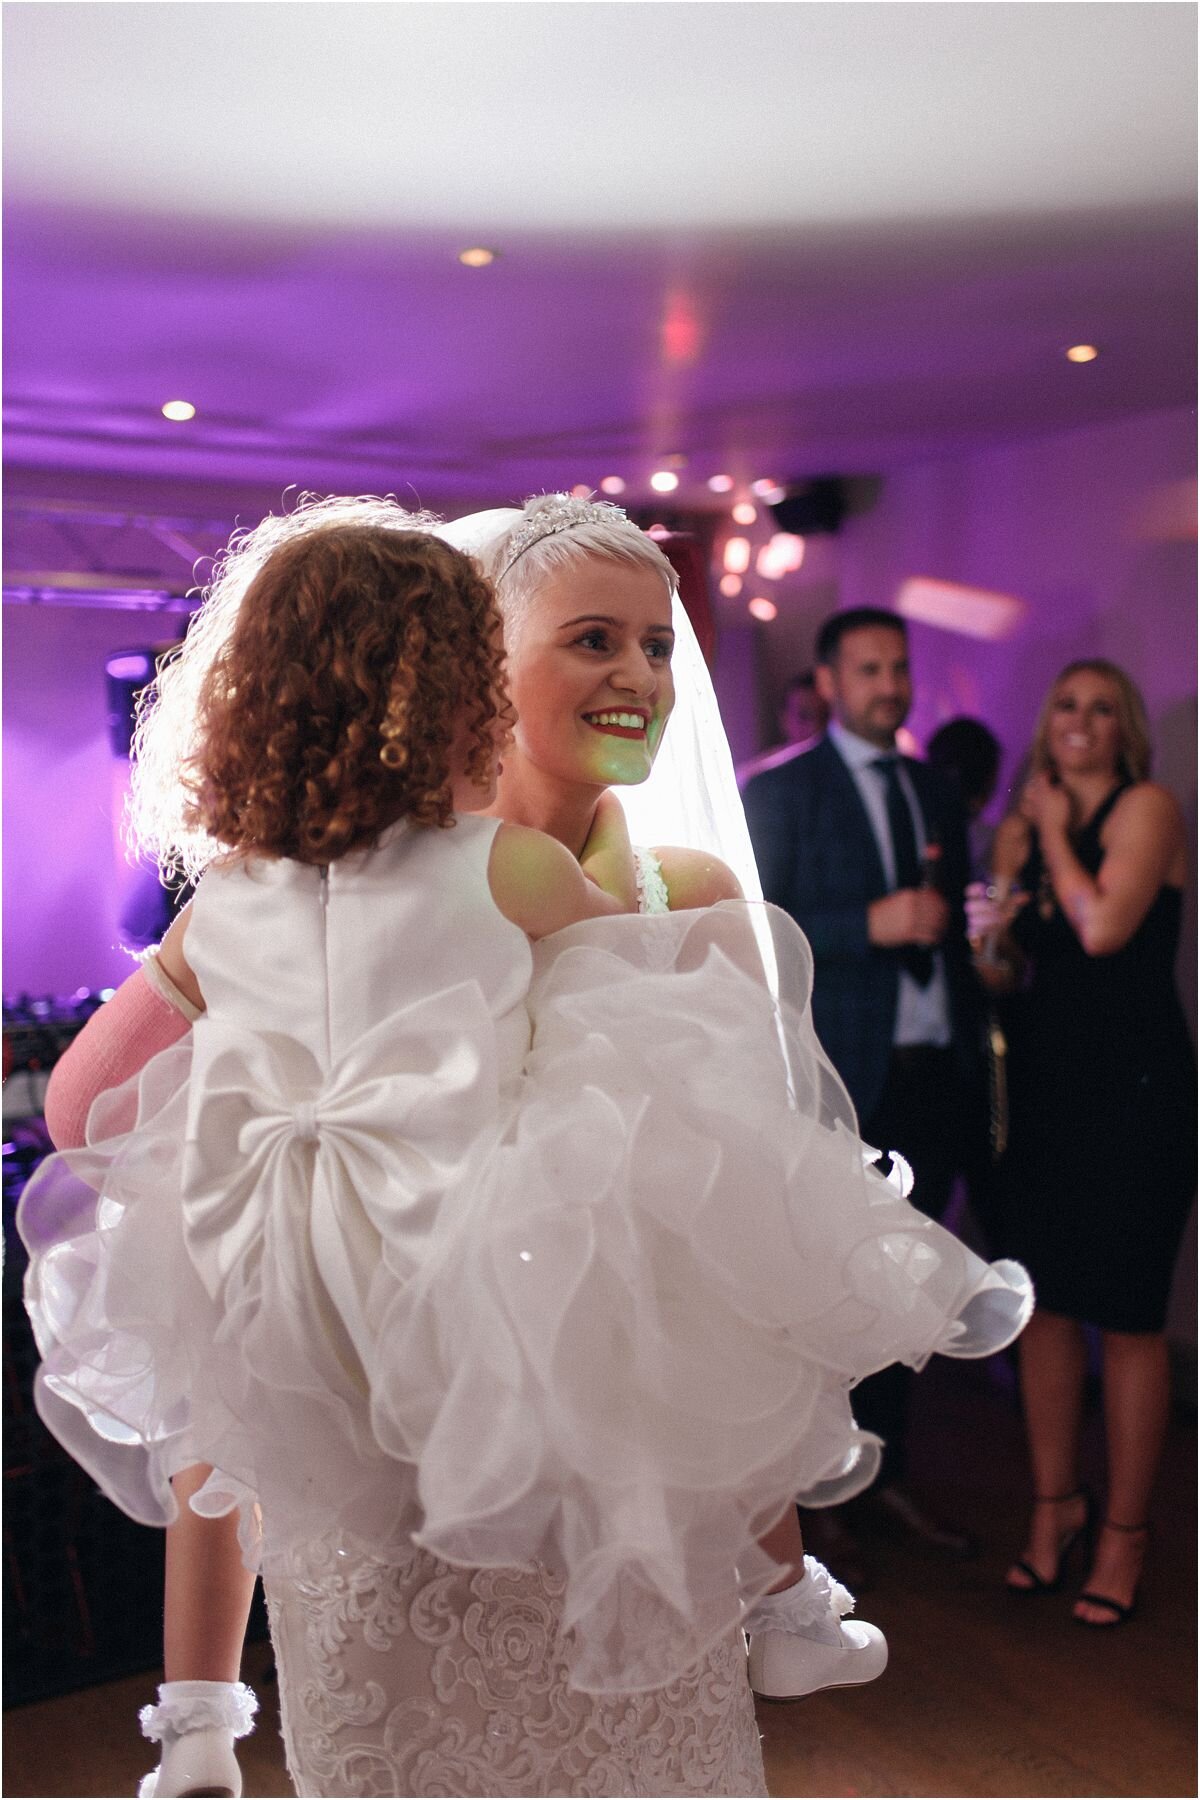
[634,848,671,916]
[264,1532,766,1798]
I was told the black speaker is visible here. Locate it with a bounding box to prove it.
[768,478,848,537]
[104,649,155,758]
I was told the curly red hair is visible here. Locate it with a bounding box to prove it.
[181,524,507,863]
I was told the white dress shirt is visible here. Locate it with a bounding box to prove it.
[827,721,952,1048]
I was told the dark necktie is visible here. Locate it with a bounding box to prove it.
[873,756,933,987]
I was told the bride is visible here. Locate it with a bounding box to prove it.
[25,494,1030,1798]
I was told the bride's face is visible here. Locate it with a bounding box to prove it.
[503,557,676,789]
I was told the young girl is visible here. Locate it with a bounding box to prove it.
[24,499,643,1795]
[24,498,817,1797]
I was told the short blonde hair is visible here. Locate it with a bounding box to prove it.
[1029,658,1152,784]
[480,494,676,648]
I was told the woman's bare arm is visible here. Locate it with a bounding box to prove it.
[653,846,744,908]
[1033,782,1184,956]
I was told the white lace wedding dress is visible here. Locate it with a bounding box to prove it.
[259,840,767,1798]
[22,819,1030,1795]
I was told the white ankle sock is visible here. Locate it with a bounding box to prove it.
[139,1678,258,1749]
[744,1555,855,1646]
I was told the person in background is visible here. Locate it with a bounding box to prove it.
[927,716,1002,879]
[966,658,1193,1627]
[737,668,831,785]
[743,607,985,1564]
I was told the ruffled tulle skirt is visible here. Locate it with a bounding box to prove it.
[20,901,1031,1695]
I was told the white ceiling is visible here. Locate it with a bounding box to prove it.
[6,1,1195,230]
[3,1,1196,515]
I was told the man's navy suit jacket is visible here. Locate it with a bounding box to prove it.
[742,733,981,1124]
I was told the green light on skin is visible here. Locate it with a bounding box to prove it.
[579,710,668,786]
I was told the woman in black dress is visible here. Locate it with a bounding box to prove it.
[969,659,1193,1626]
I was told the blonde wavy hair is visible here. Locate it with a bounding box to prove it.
[130,495,507,881]
[1029,658,1153,785]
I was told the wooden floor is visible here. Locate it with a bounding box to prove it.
[5,1358,1195,1799]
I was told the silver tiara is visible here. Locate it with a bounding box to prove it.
[498,496,638,580]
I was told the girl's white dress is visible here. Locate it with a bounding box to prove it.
[21,815,1030,1797]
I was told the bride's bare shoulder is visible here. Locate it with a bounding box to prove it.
[652,847,744,908]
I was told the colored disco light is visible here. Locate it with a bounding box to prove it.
[707,474,734,493]
[756,533,806,580]
[748,596,778,621]
[458,247,497,267]
[1065,344,1098,362]
[599,476,626,495]
[896,576,1026,641]
[161,400,196,421]
[650,470,679,493]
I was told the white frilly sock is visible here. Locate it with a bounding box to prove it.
[137,1680,258,1797]
[743,1555,857,1647]
[139,1678,259,1746]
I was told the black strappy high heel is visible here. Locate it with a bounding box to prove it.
[1074,1519,1150,1627]
[1006,1488,1094,1594]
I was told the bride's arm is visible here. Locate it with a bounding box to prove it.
[654,846,744,908]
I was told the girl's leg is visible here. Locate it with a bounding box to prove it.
[139,1466,259,1797]
[1073,1330,1169,1622]
[745,1503,887,1698]
[1007,1307,1090,1587]
[757,1506,804,1592]
[164,1464,257,1681]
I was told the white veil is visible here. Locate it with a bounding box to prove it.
[436,505,764,904]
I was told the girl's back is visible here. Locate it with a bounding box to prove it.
[188,816,532,1071]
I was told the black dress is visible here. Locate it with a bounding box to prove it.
[992,783,1196,1333]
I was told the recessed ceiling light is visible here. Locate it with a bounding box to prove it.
[161,399,196,421]
[748,596,778,622]
[649,470,679,493]
[707,474,734,493]
[1065,343,1098,363]
[732,502,757,525]
[599,475,626,495]
[458,246,497,267]
[718,574,743,598]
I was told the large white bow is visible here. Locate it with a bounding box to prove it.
[180,981,500,1380]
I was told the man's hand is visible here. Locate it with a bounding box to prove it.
[867,887,950,948]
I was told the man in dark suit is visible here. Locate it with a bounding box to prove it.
[743,606,985,1557]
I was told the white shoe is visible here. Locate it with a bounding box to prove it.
[138,1680,257,1798]
[139,1726,242,1797]
[745,1555,888,1701]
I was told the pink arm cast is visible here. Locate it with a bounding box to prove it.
[43,964,194,1150]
